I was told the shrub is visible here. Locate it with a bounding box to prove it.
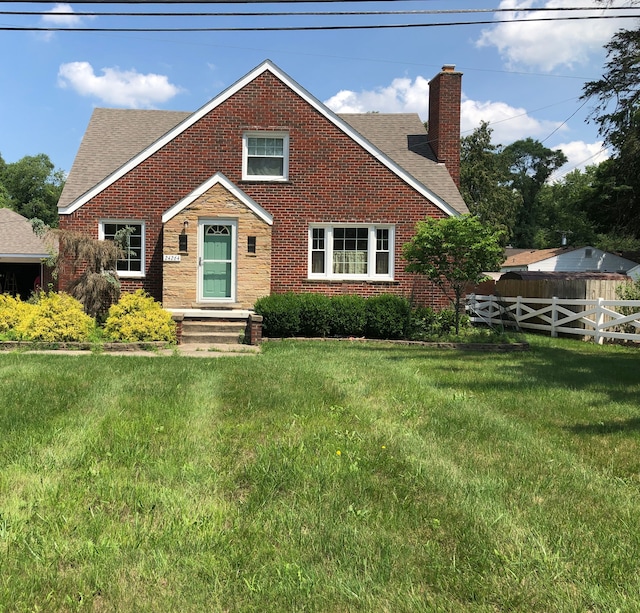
[408,306,437,339]
[434,308,470,335]
[254,293,302,338]
[329,294,367,337]
[104,290,176,343]
[0,294,32,335]
[616,279,640,334]
[364,294,411,339]
[15,291,94,342]
[298,293,332,337]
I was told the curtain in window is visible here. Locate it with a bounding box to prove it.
[333,251,368,274]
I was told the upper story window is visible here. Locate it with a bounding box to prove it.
[99,220,145,278]
[309,224,394,281]
[243,131,289,181]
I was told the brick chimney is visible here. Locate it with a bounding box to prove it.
[428,64,462,188]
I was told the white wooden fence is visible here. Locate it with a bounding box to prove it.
[466,294,640,344]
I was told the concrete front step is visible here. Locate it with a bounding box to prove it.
[182,332,244,344]
[183,322,246,334]
[181,320,246,345]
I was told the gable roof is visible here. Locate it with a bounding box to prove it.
[502,247,580,268]
[0,208,53,259]
[162,172,273,225]
[59,108,191,213]
[339,113,467,215]
[58,59,467,217]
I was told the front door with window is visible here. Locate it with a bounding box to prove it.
[199,221,236,301]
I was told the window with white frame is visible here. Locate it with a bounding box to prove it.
[243,132,289,180]
[309,225,394,280]
[99,221,145,277]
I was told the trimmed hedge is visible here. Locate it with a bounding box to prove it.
[254,292,464,340]
[364,294,411,339]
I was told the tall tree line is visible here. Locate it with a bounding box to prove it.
[461,22,640,252]
[0,153,63,227]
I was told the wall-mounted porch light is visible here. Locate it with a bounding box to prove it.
[179,219,189,252]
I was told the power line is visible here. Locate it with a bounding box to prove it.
[5,6,639,17]
[3,14,639,32]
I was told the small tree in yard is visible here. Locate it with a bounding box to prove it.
[403,215,504,334]
[32,221,134,320]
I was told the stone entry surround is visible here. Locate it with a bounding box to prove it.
[162,181,272,310]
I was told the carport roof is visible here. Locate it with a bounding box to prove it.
[0,208,54,258]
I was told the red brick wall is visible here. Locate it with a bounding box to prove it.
[428,67,462,189]
[60,71,453,310]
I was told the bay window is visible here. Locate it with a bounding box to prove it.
[308,224,394,280]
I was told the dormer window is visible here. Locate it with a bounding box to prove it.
[243,131,289,181]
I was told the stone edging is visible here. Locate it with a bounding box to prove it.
[0,341,173,352]
[263,337,530,352]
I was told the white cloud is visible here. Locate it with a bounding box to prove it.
[476,0,630,71]
[42,4,86,27]
[324,76,563,145]
[57,62,182,108]
[324,76,430,116]
[550,139,610,180]
[461,98,565,144]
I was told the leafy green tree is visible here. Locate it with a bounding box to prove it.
[534,167,598,248]
[460,122,521,243]
[0,153,64,226]
[582,27,640,238]
[500,138,567,247]
[403,215,504,334]
[0,153,7,208]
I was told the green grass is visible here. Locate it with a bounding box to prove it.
[1,336,639,612]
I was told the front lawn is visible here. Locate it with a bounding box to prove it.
[1,337,639,611]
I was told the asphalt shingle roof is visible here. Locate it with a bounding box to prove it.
[0,208,53,257]
[58,108,468,215]
[502,247,580,267]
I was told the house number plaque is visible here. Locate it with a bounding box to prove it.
[163,254,181,262]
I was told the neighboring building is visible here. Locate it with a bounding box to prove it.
[0,208,55,297]
[57,59,468,314]
[501,246,639,275]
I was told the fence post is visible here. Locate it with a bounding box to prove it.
[551,297,558,338]
[468,293,476,320]
[594,297,604,345]
[516,296,522,326]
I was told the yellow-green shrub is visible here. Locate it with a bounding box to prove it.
[0,294,33,334]
[104,290,176,343]
[15,291,94,342]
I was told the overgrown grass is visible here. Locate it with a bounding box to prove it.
[1,336,639,611]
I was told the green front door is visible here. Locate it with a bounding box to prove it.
[202,224,233,299]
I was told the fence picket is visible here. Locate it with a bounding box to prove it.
[466,294,640,344]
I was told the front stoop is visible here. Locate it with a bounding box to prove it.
[168,309,262,346]
[181,320,247,345]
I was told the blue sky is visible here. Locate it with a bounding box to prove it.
[0,1,636,181]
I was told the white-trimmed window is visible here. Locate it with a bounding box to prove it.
[99,220,145,277]
[243,131,289,181]
[309,225,394,280]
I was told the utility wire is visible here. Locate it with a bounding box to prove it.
[3,14,639,32]
[5,6,638,17]
[541,98,591,144]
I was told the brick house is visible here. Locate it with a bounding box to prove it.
[57,59,467,331]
